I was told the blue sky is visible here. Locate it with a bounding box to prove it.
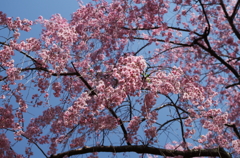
[1,0,79,20]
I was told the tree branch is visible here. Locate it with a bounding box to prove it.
[107,107,131,145]
[134,42,150,56]
[71,62,97,96]
[195,40,240,81]
[133,37,191,47]
[225,82,240,88]
[5,129,48,158]
[21,67,77,76]
[49,145,232,158]
[231,0,240,20]
[225,123,240,139]
[122,26,201,36]
[0,41,39,63]
[219,0,240,40]
[165,95,189,150]
[198,0,211,34]
[156,117,188,132]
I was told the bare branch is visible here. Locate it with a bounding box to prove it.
[107,107,131,145]
[195,40,240,81]
[49,145,232,158]
[198,0,211,34]
[225,124,240,139]
[231,0,240,19]
[122,26,201,36]
[133,37,191,47]
[5,129,48,158]
[165,95,189,150]
[71,62,97,96]
[225,82,240,88]
[219,0,240,40]
[134,42,150,56]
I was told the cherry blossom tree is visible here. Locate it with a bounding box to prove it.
[0,0,240,157]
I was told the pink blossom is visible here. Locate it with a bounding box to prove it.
[232,140,240,154]
[144,126,157,139]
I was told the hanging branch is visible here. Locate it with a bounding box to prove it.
[107,107,131,146]
[165,95,189,151]
[5,129,48,158]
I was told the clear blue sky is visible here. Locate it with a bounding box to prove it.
[1,0,80,20]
